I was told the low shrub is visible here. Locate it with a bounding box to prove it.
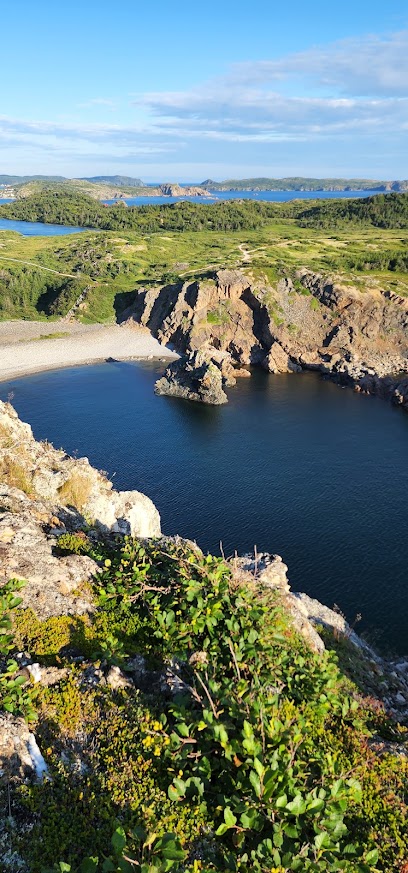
[0,455,33,495]
[5,539,407,872]
[0,579,36,721]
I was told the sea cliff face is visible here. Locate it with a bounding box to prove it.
[121,267,408,406]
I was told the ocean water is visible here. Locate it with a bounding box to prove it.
[1,361,407,654]
[104,189,382,206]
[0,217,88,236]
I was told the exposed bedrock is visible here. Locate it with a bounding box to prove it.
[154,349,229,405]
[0,400,161,547]
[121,267,408,406]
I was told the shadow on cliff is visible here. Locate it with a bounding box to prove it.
[241,288,274,361]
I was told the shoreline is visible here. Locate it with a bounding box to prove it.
[0,320,177,384]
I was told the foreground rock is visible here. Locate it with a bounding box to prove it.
[121,266,408,407]
[155,350,228,404]
[0,400,161,538]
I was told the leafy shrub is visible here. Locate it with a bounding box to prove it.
[56,531,91,555]
[0,579,36,721]
[9,539,407,872]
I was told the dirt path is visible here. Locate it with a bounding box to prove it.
[0,255,79,280]
[238,243,252,262]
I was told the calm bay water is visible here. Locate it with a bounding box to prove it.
[0,217,87,236]
[1,361,407,653]
[105,189,382,206]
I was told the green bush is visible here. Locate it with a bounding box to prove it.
[0,579,36,721]
[7,539,407,872]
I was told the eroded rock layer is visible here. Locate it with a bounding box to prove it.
[121,268,408,406]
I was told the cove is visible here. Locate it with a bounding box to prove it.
[1,361,407,653]
[0,217,88,235]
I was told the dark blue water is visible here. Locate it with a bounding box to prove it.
[104,189,382,206]
[0,217,87,236]
[1,361,407,653]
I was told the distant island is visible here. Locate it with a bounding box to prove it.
[0,174,146,187]
[3,175,408,200]
[201,176,408,192]
[0,178,212,201]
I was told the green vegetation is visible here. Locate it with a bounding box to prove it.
[4,189,408,234]
[12,179,148,201]
[0,580,36,720]
[1,192,408,324]
[1,538,407,872]
[298,193,408,229]
[0,190,290,231]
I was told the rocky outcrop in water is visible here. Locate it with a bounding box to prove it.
[121,266,408,406]
[155,350,228,404]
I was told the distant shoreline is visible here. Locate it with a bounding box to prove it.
[0,320,177,384]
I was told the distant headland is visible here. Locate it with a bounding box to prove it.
[1,175,408,202]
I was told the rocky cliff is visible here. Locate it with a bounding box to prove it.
[158,183,212,197]
[121,267,408,407]
[0,400,160,620]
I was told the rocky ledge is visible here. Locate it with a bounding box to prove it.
[0,398,160,551]
[121,267,408,407]
[158,183,212,197]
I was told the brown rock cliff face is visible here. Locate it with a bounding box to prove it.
[120,268,408,406]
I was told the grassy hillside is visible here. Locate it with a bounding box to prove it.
[81,174,147,187]
[1,204,408,322]
[13,180,148,201]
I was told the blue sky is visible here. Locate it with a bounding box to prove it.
[1,0,408,180]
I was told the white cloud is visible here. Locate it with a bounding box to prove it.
[133,30,408,140]
[228,31,408,96]
[77,98,118,111]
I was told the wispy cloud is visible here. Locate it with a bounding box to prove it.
[77,97,118,111]
[228,31,408,96]
[133,30,408,140]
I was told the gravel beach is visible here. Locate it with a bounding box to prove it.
[0,321,176,382]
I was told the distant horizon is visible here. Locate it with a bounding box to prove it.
[1,172,407,185]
